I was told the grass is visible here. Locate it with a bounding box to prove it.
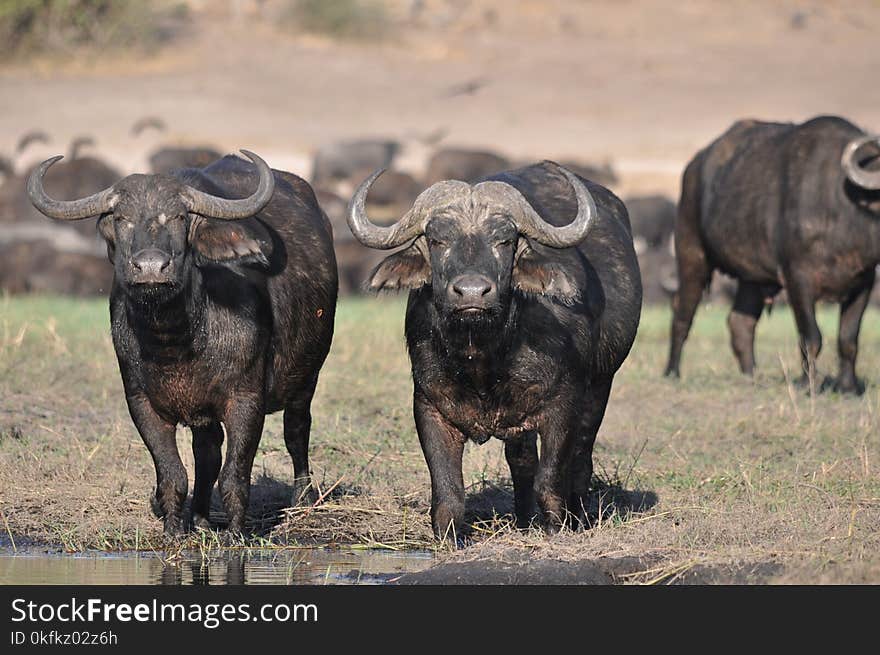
[0,0,187,61]
[1,293,879,583]
[282,0,391,41]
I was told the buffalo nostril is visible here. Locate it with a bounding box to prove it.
[451,276,494,300]
[132,249,172,276]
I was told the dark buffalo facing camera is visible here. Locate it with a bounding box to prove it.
[347,161,642,538]
[666,116,880,394]
[28,151,337,535]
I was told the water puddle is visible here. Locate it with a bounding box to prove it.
[0,547,435,585]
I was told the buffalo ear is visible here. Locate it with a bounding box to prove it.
[513,243,580,303]
[96,214,116,262]
[366,244,430,292]
[189,216,273,269]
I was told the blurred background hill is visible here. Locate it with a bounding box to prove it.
[0,0,878,299]
[2,0,878,192]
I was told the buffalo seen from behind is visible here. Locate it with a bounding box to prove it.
[666,115,880,394]
[347,161,642,537]
[28,151,337,535]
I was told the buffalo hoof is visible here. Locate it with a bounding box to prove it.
[431,503,465,544]
[792,374,819,392]
[162,516,186,537]
[663,366,680,379]
[820,376,865,396]
[191,513,212,531]
[514,514,537,531]
[150,494,166,519]
[291,478,319,507]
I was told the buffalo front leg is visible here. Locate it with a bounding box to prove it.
[220,393,265,534]
[126,394,187,536]
[504,431,538,529]
[414,393,466,541]
[535,412,578,533]
[283,384,319,507]
[191,422,224,529]
[567,379,613,527]
[833,270,875,395]
[728,281,765,375]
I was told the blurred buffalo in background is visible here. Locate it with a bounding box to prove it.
[0,134,120,295]
[315,188,385,296]
[148,146,225,174]
[131,117,223,175]
[556,158,619,188]
[624,194,678,305]
[311,139,400,192]
[424,147,510,185]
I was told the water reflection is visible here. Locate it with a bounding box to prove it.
[0,548,434,585]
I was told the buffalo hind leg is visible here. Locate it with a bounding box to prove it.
[283,382,320,507]
[831,270,875,395]
[219,393,265,534]
[785,274,822,392]
[126,394,187,536]
[505,431,538,528]
[665,156,712,378]
[414,393,466,542]
[728,281,765,375]
[191,423,224,529]
[567,379,612,528]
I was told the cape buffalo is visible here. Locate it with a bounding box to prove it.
[347,161,642,537]
[0,138,120,296]
[665,116,880,394]
[311,139,400,190]
[28,151,338,534]
[424,148,511,185]
[149,146,225,175]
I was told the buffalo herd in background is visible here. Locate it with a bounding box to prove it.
[0,122,680,303]
[1,116,878,315]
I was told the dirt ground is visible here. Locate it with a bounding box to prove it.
[0,296,878,584]
[2,1,879,198]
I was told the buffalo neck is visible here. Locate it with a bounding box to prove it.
[123,272,207,361]
[430,296,520,394]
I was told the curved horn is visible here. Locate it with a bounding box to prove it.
[842,136,880,191]
[513,162,597,248]
[27,156,118,221]
[181,150,275,220]
[346,169,426,249]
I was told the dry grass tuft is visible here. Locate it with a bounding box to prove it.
[1,295,879,582]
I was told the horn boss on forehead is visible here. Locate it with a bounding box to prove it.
[347,162,597,250]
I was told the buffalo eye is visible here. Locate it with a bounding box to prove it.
[427,237,447,249]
